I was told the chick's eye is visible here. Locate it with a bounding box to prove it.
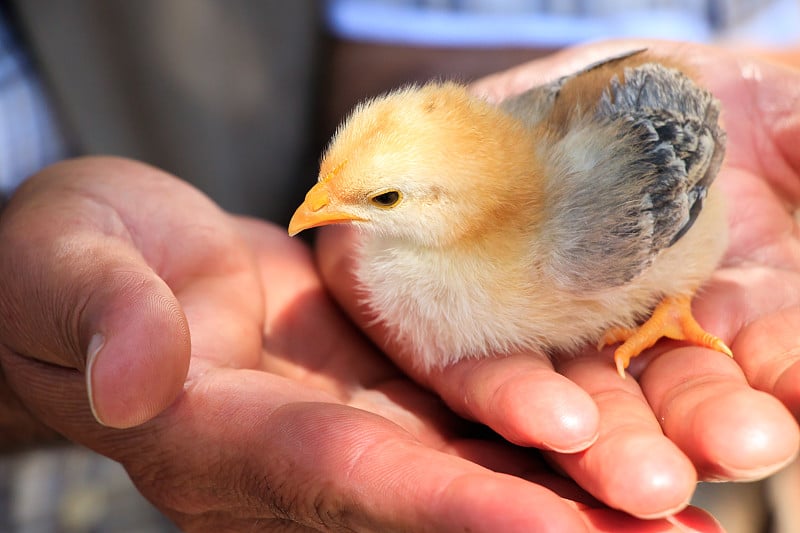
[370,190,402,208]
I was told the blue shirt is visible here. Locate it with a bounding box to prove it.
[0,8,68,197]
[326,0,800,48]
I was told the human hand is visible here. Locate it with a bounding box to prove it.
[315,40,800,519]
[0,157,721,531]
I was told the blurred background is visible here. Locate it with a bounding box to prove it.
[1,0,799,531]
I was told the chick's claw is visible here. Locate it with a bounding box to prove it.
[606,294,733,378]
[597,326,637,352]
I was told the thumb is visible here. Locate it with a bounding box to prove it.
[0,160,190,429]
[81,251,191,429]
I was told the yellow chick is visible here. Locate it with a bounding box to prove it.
[289,50,732,377]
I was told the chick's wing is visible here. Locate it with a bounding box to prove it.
[503,55,726,293]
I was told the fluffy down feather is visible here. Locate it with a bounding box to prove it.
[289,50,728,372]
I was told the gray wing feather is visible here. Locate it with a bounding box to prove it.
[500,49,647,127]
[500,79,562,128]
[531,63,726,291]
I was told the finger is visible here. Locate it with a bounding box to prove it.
[0,162,191,428]
[551,356,697,519]
[444,440,724,533]
[177,370,588,533]
[735,307,800,418]
[174,503,725,533]
[315,226,599,452]
[640,346,799,481]
[697,269,800,417]
[236,217,396,388]
[14,352,589,533]
[650,285,800,482]
[3,344,718,533]
[580,507,723,533]
[169,243,265,374]
[428,355,600,453]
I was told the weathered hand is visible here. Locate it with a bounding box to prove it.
[316,40,800,519]
[0,157,718,531]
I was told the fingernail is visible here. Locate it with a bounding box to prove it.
[711,451,799,482]
[544,427,599,454]
[666,507,725,533]
[86,333,108,426]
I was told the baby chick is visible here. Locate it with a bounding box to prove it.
[289,50,732,377]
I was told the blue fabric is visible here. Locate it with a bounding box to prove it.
[326,0,800,48]
[0,8,68,196]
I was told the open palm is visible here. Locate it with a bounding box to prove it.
[0,157,721,531]
[316,40,800,519]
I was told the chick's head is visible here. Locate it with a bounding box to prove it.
[289,82,540,247]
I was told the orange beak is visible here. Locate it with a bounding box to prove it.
[288,181,366,236]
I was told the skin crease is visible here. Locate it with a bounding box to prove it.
[0,38,793,530]
[0,156,722,532]
[316,40,800,519]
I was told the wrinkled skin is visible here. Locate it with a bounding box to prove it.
[0,39,795,531]
[0,156,716,532]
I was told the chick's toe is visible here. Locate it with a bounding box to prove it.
[606,294,733,378]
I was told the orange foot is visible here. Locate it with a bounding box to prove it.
[598,294,733,378]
